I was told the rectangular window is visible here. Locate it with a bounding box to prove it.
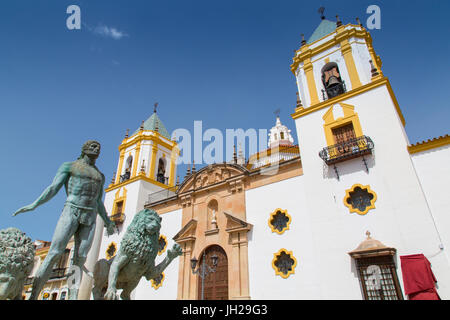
[115,201,123,214]
[355,255,404,300]
[53,249,70,270]
[332,123,356,145]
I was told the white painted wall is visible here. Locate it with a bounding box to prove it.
[292,84,450,299]
[132,208,182,299]
[246,175,321,299]
[99,180,167,261]
[411,145,450,272]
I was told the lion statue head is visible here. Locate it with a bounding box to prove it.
[120,209,162,263]
[0,228,35,300]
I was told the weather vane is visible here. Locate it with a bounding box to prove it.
[154,102,159,113]
[318,7,325,20]
[274,108,281,117]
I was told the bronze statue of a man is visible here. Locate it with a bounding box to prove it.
[13,140,116,300]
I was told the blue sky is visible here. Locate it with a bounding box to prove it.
[0,0,449,241]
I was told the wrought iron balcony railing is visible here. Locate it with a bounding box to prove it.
[247,144,300,170]
[49,268,67,280]
[24,277,34,286]
[319,136,374,166]
[146,185,178,205]
[120,171,131,183]
[110,212,125,225]
[157,174,169,185]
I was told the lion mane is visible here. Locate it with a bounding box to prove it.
[119,209,161,263]
[93,208,182,300]
[0,228,35,280]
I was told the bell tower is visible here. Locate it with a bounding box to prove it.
[96,105,179,269]
[106,105,178,224]
[287,14,447,298]
[291,15,384,109]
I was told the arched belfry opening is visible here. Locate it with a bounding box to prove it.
[120,155,133,182]
[157,157,167,184]
[321,62,346,99]
[197,245,228,300]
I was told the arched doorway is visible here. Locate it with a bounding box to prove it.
[197,245,228,300]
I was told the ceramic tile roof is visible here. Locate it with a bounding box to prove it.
[133,112,170,139]
[307,19,336,44]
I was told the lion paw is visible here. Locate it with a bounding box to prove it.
[168,243,183,259]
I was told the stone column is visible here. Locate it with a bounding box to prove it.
[176,240,195,300]
[303,58,320,106]
[228,230,251,300]
[149,144,158,180]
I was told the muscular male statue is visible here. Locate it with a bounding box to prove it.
[13,140,116,300]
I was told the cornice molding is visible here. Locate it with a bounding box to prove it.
[408,135,450,154]
[291,77,406,127]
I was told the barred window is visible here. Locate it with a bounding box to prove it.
[268,209,291,234]
[355,255,403,300]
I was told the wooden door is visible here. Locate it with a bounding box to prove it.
[197,245,228,300]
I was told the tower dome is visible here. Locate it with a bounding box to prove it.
[268,116,294,148]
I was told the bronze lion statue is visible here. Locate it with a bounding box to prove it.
[0,228,35,300]
[92,208,182,300]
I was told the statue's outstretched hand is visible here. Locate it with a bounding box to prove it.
[12,204,36,217]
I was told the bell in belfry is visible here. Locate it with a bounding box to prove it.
[327,74,341,87]
[321,62,346,99]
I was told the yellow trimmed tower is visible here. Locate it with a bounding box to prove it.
[97,106,179,266]
[287,14,450,299]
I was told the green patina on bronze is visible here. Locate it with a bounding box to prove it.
[13,140,116,300]
[0,228,35,300]
[93,208,182,300]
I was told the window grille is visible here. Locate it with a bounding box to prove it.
[355,255,403,300]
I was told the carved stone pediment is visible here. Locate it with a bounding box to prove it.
[178,163,249,194]
[173,219,197,244]
[223,211,253,233]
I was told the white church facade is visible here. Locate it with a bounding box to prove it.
[85,17,450,300]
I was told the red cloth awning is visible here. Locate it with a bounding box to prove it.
[400,254,440,300]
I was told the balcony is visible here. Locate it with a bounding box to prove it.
[247,144,300,170]
[156,173,169,185]
[146,186,178,205]
[24,277,34,286]
[49,268,67,280]
[319,136,374,166]
[120,171,131,183]
[110,212,125,225]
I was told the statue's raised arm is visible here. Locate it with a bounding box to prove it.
[12,162,72,216]
[11,140,112,300]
